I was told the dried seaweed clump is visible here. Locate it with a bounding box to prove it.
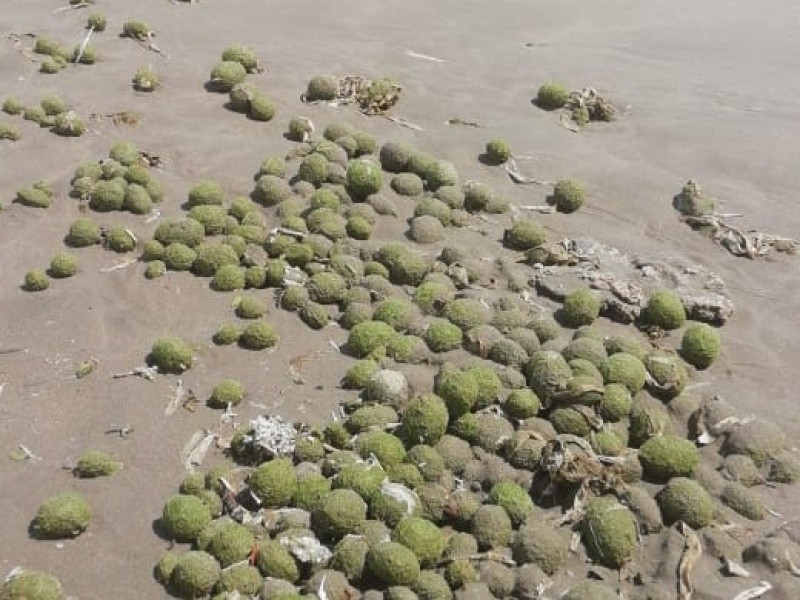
[133,66,159,91]
[74,449,121,478]
[32,492,92,539]
[681,323,721,369]
[535,82,569,110]
[209,61,247,93]
[485,138,511,165]
[0,569,64,600]
[552,179,585,213]
[149,336,194,374]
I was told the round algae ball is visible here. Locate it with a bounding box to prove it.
[346,320,398,358]
[366,541,421,587]
[561,288,601,328]
[0,570,63,600]
[150,336,193,374]
[162,494,213,543]
[208,379,245,408]
[644,289,686,330]
[221,44,258,72]
[255,540,299,582]
[169,551,221,599]
[444,298,492,331]
[215,563,262,595]
[249,458,296,507]
[307,271,347,304]
[187,180,224,208]
[74,449,121,478]
[581,496,638,568]
[504,389,541,419]
[299,153,330,187]
[527,350,572,402]
[601,352,646,393]
[212,265,246,291]
[553,179,586,213]
[488,481,534,526]
[681,323,721,369]
[105,226,136,253]
[313,488,368,542]
[536,82,569,110]
[205,520,256,567]
[471,504,512,550]
[164,243,197,271]
[512,522,568,575]
[391,173,424,197]
[238,321,278,350]
[599,384,632,422]
[65,217,101,248]
[393,517,445,567]
[357,431,407,468]
[400,393,449,446]
[346,159,383,199]
[379,142,412,173]
[306,75,338,101]
[485,139,512,165]
[424,160,458,191]
[48,252,78,279]
[409,215,445,244]
[235,296,266,319]
[434,366,479,419]
[155,219,205,247]
[32,492,92,539]
[657,477,715,529]
[145,260,166,279]
[503,219,547,251]
[23,270,50,292]
[423,319,463,353]
[209,61,247,92]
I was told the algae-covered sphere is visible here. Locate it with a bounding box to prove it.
[253,175,293,207]
[105,226,136,253]
[40,94,67,116]
[254,539,300,583]
[205,519,255,567]
[526,350,572,402]
[722,482,765,521]
[322,122,353,142]
[643,351,688,399]
[599,383,632,422]
[89,179,126,212]
[435,435,473,476]
[504,388,541,419]
[150,336,193,374]
[0,123,21,141]
[423,160,458,191]
[365,541,421,588]
[357,431,406,468]
[2,97,24,115]
[23,270,50,292]
[212,265,246,291]
[409,215,445,244]
[562,581,619,600]
[287,116,314,142]
[346,320,398,357]
[249,93,276,121]
[161,494,213,543]
[145,260,166,279]
[54,112,85,135]
[163,243,197,271]
[345,215,371,240]
[536,82,569,110]
[488,481,534,526]
[334,462,386,502]
[629,393,673,447]
[342,359,379,390]
[109,140,140,166]
[562,338,607,371]
[235,296,266,319]
[306,75,338,101]
[306,271,347,304]
[221,44,258,72]
[657,477,715,529]
[351,131,377,156]
[604,333,646,360]
[644,289,686,330]
[552,179,585,214]
[155,218,206,248]
[392,517,445,568]
[502,219,547,251]
[248,458,296,507]
[485,138,512,165]
[581,496,638,568]
[48,252,78,279]
[15,186,52,208]
[124,183,153,214]
[340,302,373,330]
[560,288,601,328]
[1,570,64,600]
[415,198,453,227]
[681,323,721,369]
[238,321,278,350]
[329,536,370,584]
[549,407,591,437]
[391,173,424,197]
[280,286,309,312]
[209,61,247,92]
[433,366,478,419]
[169,551,221,599]
[399,393,449,447]
[346,158,383,199]
[443,298,492,331]
[471,504,512,550]
[601,352,646,393]
[511,521,568,575]
[32,492,91,539]
[188,180,224,208]
[214,563,262,595]
[414,280,456,315]
[299,301,330,329]
[423,319,463,353]
[379,141,412,173]
[208,379,245,409]
[312,489,368,542]
[463,181,495,213]
[74,449,120,478]
[23,105,47,124]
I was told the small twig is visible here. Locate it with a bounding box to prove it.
[113,365,158,381]
[731,582,772,600]
[54,2,91,12]
[382,115,424,131]
[505,158,553,186]
[100,258,137,273]
[405,50,447,63]
[11,444,42,461]
[105,425,134,438]
[445,118,481,127]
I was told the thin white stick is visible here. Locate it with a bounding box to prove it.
[74,27,93,64]
[405,50,447,63]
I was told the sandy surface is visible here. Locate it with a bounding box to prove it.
[1,1,800,598]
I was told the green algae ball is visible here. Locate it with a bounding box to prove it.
[629,393,673,447]
[307,271,347,304]
[313,489,368,542]
[208,379,245,408]
[550,407,591,437]
[485,139,512,165]
[488,481,533,526]
[581,496,638,568]
[681,323,721,369]
[504,389,541,419]
[643,351,688,399]
[391,173,424,196]
[527,350,572,403]
[169,551,221,599]
[722,483,765,521]
[74,449,120,478]
[299,153,330,186]
[657,477,715,528]
[188,180,224,207]
[601,352,646,393]
[255,540,299,581]
[150,336,193,374]
[249,458,296,506]
[293,474,332,512]
[23,270,50,292]
[561,288,600,328]
[145,260,166,279]
[599,384,632,421]
[644,289,686,330]
[306,75,337,101]
[299,301,330,329]
[210,61,247,92]
[205,520,255,567]
[512,522,568,575]
[536,82,569,110]
[471,504,512,550]
[503,219,547,251]
[109,140,140,166]
[47,252,78,279]
[444,559,478,589]
[331,536,369,584]
[424,160,458,191]
[380,142,412,172]
[393,517,445,567]
[366,541,421,587]
[65,218,99,248]
[164,243,197,271]
[400,393,449,446]
[443,298,492,331]
[434,366,479,419]
[221,44,258,72]
[162,494,212,543]
[212,265,246,291]
[235,296,266,319]
[215,563,262,595]
[346,159,383,199]
[193,242,239,276]
[346,321,398,357]
[1,570,63,600]
[155,219,205,247]
[334,462,386,500]
[342,359,379,389]
[32,492,91,539]
[553,179,585,213]
[105,226,136,253]
[357,431,406,468]
[89,179,126,212]
[124,183,153,214]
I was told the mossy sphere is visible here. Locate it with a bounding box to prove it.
[681,323,721,369]
[298,153,330,187]
[150,336,193,374]
[169,551,221,599]
[379,142,412,172]
[553,179,585,213]
[526,350,572,402]
[0,570,64,600]
[443,298,492,331]
[471,504,512,550]
[644,289,686,330]
[346,159,383,199]
[210,61,247,92]
[74,450,120,478]
[164,243,197,271]
[32,492,92,539]
[205,520,256,567]
[657,477,715,529]
[23,270,50,292]
[306,75,338,101]
[221,44,258,72]
[212,265,246,291]
[155,219,205,247]
[599,384,632,422]
[512,522,568,575]
[346,320,398,358]
[392,517,445,568]
[399,393,449,446]
[423,319,463,353]
[89,179,126,212]
[105,226,136,253]
[391,173,424,197]
[188,180,224,208]
[561,288,601,328]
[366,541,421,587]
[434,367,479,419]
[503,219,547,251]
[312,489,368,542]
[536,82,569,110]
[488,481,534,526]
[145,260,167,280]
[485,139,512,165]
[357,431,407,468]
[249,459,297,506]
[581,496,638,568]
[208,379,245,408]
[601,352,646,393]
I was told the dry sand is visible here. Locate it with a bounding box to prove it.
[1,0,799,598]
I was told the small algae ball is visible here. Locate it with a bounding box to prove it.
[346,159,383,199]
[89,179,126,212]
[208,379,245,409]
[15,186,51,208]
[145,260,166,279]
[155,219,205,248]
[391,173,424,197]
[235,296,266,319]
[23,270,50,292]
[32,492,92,539]
[205,520,256,567]
[124,183,153,214]
[657,477,715,528]
[643,289,686,330]
[443,298,492,331]
[41,94,67,116]
[133,66,158,91]
[434,366,479,419]
[550,407,591,437]
[488,481,534,526]
[504,389,541,419]
[346,320,398,358]
[0,123,21,141]
[193,242,239,277]
[299,153,330,187]
[629,393,673,447]
[188,180,224,208]
[299,301,330,329]
[400,393,449,447]
[424,160,458,191]
[162,494,212,543]
[366,541,421,587]
[249,459,296,506]
[601,352,646,393]
[393,517,445,567]
[562,581,618,600]
[503,219,547,251]
[74,449,120,478]
[423,319,463,353]
[357,431,407,468]
[552,179,585,213]
[238,321,278,350]
[485,139,512,165]
[562,338,607,369]
[105,226,136,253]
[164,243,197,271]
[0,570,63,600]
[681,323,721,369]
[215,563,262,595]
[312,489,368,542]
[560,288,601,328]
[342,359,379,390]
[209,61,247,92]
[409,215,445,244]
[169,551,221,599]
[722,483,765,521]
[2,97,23,115]
[471,504,512,550]
[109,140,140,166]
[643,351,688,399]
[512,522,568,575]
[306,75,338,101]
[581,496,638,568]
[150,336,193,374]
[255,540,299,582]
[599,384,632,421]
[307,271,347,304]
[221,44,258,72]
[287,116,314,142]
[48,252,78,278]
[212,265,246,291]
[379,142,412,173]
[536,82,569,110]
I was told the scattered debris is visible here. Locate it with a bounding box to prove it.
[558,87,618,131]
[405,50,447,63]
[302,75,402,115]
[383,115,423,131]
[9,444,42,461]
[99,258,137,273]
[105,424,134,439]
[73,27,93,65]
[165,379,197,416]
[723,559,751,578]
[90,111,141,126]
[182,429,216,471]
[505,158,553,186]
[241,415,298,459]
[731,581,772,600]
[113,365,158,381]
[677,521,702,600]
[445,118,481,127]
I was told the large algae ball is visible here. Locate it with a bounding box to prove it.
[205,520,255,567]
[307,271,347,304]
[400,394,449,446]
[434,366,478,418]
[379,142,412,172]
[209,379,245,408]
[253,175,292,207]
[89,179,126,212]
[299,153,330,187]
[306,75,337,101]
[32,492,91,539]
[393,517,446,567]
[643,351,688,399]
[629,393,673,447]
[536,82,569,110]
[0,570,63,600]
[550,407,591,437]
[357,431,406,468]
[346,320,398,357]
[150,336,193,374]
[212,265,246,291]
[413,571,452,600]
[187,180,224,207]
[155,218,205,247]
[330,536,369,584]
[215,563,262,595]
[164,243,197,271]
[485,139,512,165]
[74,449,121,478]
[23,270,50,292]
[249,458,297,506]
[169,551,221,599]
[247,93,277,121]
[581,496,638,568]
[105,227,136,253]
[471,505,512,550]
[657,477,715,528]
[503,219,547,251]
[210,61,247,92]
[681,323,721,369]
[527,350,572,403]
[193,242,239,276]
[504,389,541,419]
[162,494,212,542]
[424,160,458,191]
[443,298,492,331]
[639,435,698,482]
[560,289,600,328]
[488,482,534,526]
[254,540,299,582]
[312,489,368,542]
[553,179,585,213]
[409,216,445,244]
[562,581,618,600]
[346,159,383,199]
[366,541,421,587]
[601,352,646,393]
[512,522,567,575]
[643,289,686,330]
